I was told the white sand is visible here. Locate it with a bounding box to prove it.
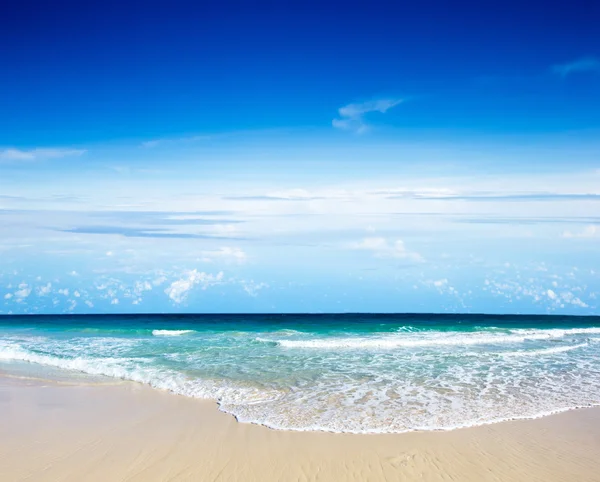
[1,374,599,481]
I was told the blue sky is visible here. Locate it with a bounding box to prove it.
[1,1,600,314]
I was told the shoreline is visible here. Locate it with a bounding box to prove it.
[2,371,600,481]
[4,360,600,436]
[224,400,600,435]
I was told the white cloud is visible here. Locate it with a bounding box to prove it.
[547,289,557,300]
[552,57,600,77]
[0,148,86,162]
[351,237,423,261]
[152,276,168,287]
[562,225,600,239]
[375,187,459,199]
[264,188,319,200]
[242,280,268,297]
[200,247,247,264]
[141,140,161,148]
[229,187,353,202]
[559,290,589,308]
[419,278,463,306]
[0,149,34,161]
[208,224,239,236]
[4,293,13,300]
[110,298,119,305]
[332,98,403,133]
[571,297,589,308]
[37,283,52,296]
[352,237,387,250]
[140,135,210,148]
[133,280,153,297]
[14,285,31,299]
[164,270,224,303]
[58,288,69,296]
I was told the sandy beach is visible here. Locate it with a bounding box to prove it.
[1,373,599,482]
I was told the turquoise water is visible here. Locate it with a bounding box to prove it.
[1,314,600,433]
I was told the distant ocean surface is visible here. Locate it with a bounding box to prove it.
[1,314,600,434]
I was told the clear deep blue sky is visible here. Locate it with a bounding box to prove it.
[1,1,600,314]
[2,1,600,144]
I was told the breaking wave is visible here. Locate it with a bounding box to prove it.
[152,330,196,336]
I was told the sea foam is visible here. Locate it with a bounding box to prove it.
[152,329,195,336]
[501,342,589,357]
[257,326,600,350]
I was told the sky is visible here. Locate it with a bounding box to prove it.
[1,0,600,314]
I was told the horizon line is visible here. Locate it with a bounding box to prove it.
[1,312,599,319]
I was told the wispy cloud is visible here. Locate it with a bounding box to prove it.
[89,211,241,226]
[224,187,600,205]
[140,135,210,148]
[226,188,329,201]
[483,273,592,310]
[58,225,240,239]
[140,140,161,148]
[241,280,268,297]
[386,191,600,202]
[332,98,403,133]
[351,237,423,261]
[164,270,224,303]
[13,283,31,300]
[199,247,247,264]
[562,225,600,239]
[552,57,600,77]
[456,216,600,225]
[0,148,86,162]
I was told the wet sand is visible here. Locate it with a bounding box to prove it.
[1,374,599,481]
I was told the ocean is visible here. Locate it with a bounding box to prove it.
[1,314,599,434]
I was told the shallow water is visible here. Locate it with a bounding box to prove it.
[1,314,599,433]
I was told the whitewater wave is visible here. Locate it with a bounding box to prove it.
[501,342,589,357]
[1,335,599,435]
[257,327,600,350]
[230,403,600,435]
[152,329,195,336]
[0,343,280,406]
[2,322,599,435]
[509,327,600,337]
